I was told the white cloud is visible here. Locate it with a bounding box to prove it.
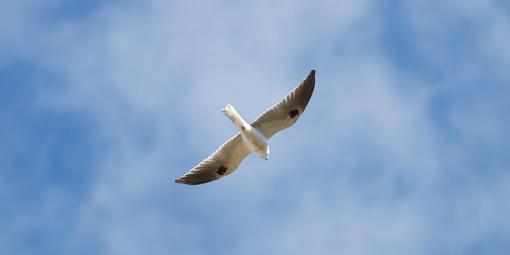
[3,0,510,254]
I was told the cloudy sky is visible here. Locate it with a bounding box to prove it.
[1,0,510,254]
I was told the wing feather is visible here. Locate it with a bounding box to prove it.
[175,133,252,185]
[251,70,315,139]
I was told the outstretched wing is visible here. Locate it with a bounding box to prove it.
[251,70,315,139]
[175,133,252,185]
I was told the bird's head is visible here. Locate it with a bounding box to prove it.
[222,104,233,112]
[222,104,236,117]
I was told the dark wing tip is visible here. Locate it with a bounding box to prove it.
[292,69,315,113]
[174,176,216,185]
[306,70,316,88]
[304,69,315,94]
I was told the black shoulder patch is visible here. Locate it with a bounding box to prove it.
[288,109,299,118]
[216,165,227,175]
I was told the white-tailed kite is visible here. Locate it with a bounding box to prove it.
[175,70,316,185]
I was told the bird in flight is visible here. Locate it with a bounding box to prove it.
[175,70,316,185]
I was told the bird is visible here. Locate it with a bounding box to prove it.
[175,70,316,185]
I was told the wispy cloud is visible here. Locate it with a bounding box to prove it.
[1,0,510,254]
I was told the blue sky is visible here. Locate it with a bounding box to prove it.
[1,0,510,254]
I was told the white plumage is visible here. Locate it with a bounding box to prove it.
[175,70,316,185]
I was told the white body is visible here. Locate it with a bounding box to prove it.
[222,104,270,160]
